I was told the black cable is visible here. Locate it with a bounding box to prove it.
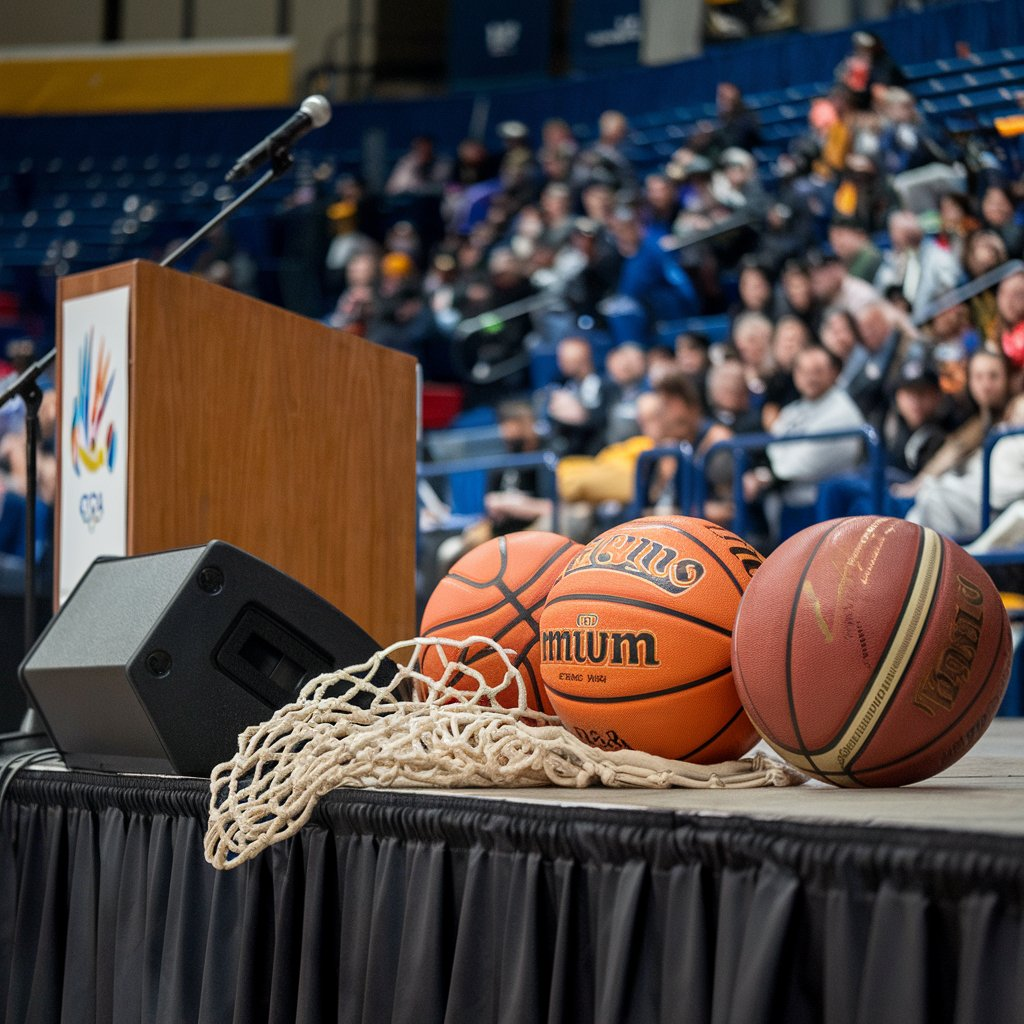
[0,748,61,814]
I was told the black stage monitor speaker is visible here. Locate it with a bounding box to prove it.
[19,541,397,776]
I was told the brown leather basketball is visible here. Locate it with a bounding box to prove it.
[732,516,1012,787]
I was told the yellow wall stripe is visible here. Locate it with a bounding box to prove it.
[0,42,293,114]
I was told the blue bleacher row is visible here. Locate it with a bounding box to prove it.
[3,41,1024,331]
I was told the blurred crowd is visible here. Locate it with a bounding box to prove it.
[4,29,1024,576]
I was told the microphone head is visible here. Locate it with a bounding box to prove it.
[300,95,332,129]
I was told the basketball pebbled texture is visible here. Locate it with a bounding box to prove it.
[539,515,763,762]
[419,531,582,716]
[732,516,1013,787]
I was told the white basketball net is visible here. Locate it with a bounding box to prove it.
[205,636,804,870]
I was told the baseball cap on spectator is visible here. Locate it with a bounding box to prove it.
[666,154,714,181]
[497,120,529,141]
[573,217,600,237]
[893,358,940,393]
[720,147,755,170]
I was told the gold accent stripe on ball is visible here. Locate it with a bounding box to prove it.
[809,526,944,777]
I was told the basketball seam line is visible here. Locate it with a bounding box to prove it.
[784,521,844,778]
[427,537,576,712]
[544,592,733,637]
[678,705,746,761]
[446,537,576,593]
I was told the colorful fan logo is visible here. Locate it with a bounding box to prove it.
[69,328,117,476]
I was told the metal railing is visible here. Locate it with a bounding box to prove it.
[625,443,695,521]
[979,424,1024,534]
[693,425,887,539]
[417,450,561,536]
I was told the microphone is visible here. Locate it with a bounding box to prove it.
[225,95,332,182]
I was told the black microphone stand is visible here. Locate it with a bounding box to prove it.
[160,148,294,269]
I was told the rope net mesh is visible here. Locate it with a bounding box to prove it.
[205,636,805,869]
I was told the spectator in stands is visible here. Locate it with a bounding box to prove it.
[646,345,679,386]
[384,220,424,266]
[815,354,961,522]
[756,202,818,278]
[962,229,1010,343]
[325,249,379,334]
[730,311,775,400]
[540,118,578,162]
[712,148,768,215]
[496,121,540,215]
[456,248,536,396]
[806,246,880,314]
[572,110,637,196]
[443,138,501,235]
[830,154,896,235]
[541,336,613,457]
[556,390,666,526]
[762,315,812,428]
[883,358,958,478]
[906,387,1024,540]
[731,259,775,321]
[997,268,1024,371]
[476,400,551,535]
[556,217,622,325]
[604,342,651,444]
[828,217,883,283]
[935,191,980,265]
[707,359,762,433]
[848,300,919,428]
[674,331,712,401]
[0,475,28,560]
[580,182,617,233]
[744,345,866,536]
[924,300,980,404]
[820,307,868,389]
[655,373,734,523]
[607,206,700,343]
[877,87,963,214]
[324,201,377,302]
[668,155,727,231]
[980,184,1024,259]
[641,173,681,233]
[892,348,1015,514]
[537,183,575,251]
[835,31,906,110]
[704,83,762,159]
[873,209,962,323]
[385,135,451,198]
[772,259,821,327]
[806,86,857,181]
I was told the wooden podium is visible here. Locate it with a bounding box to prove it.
[55,260,418,645]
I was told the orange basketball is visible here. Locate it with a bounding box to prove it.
[419,532,582,715]
[732,516,1013,786]
[539,515,763,762]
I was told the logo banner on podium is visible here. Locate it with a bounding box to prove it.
[58,286,130,605]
